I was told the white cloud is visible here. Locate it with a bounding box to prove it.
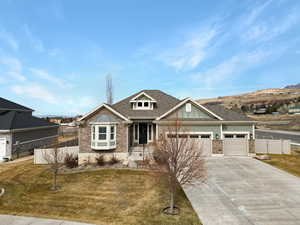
[0,28,19,51]
[0,56,26,81]
[191,50,274,88]
[11,83,56,104]
[29,68,71,89]
[156,28,218,72]
[240,1,300,43]
[23,24,45,53]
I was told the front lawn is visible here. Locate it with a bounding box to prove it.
[257,154,300,178]
[0,160,201,225]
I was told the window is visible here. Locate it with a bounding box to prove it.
[98,126,107,140]
[236,134,246,138]
[186,103,192,112]
[178,134,188,138]
[224,134,234,138]
[91,124,116,150]
[144,102,149,107]
[200,135,211,139]
[92,126,96,140]
[190,134,199,138]
[110,126,115,140]
[138,102,143,107]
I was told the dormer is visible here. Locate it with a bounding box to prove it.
[130,92,157,110]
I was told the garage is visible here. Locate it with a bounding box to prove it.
[167,133,212,157]
[223,133,249,156]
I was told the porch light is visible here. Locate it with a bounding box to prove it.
[215,134,219,140]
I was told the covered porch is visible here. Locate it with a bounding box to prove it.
[128,121,157,153]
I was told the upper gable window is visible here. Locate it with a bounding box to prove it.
[130,92,156,110]
[186,103,192,112]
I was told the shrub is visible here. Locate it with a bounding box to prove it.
[95,154,105,166]
[64,153,78,168]
[152,148,167,165]
[108,154,119,165]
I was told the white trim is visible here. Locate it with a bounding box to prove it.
[148,124,153,142]
[220,124,223,141]
[91,124,117,150]
[130,92,157,102]
[156,98,223,121]
[154,121,255,125]
[156,124,159,141]
[89,122,118,125]
[132,100,154,110]
[133,123,139,143]
[79,104,129,122]
[212,154,224,157]
[13,135,58,145]
[252,124,255,139]
[165,131,213,140]
[222,131,250,140]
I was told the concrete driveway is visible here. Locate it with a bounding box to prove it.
[183,157,300,225]
[0,215,95,225]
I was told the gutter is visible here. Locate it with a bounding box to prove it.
[153,120,258,125]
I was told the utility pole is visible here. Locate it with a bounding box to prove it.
[106,74,113,105]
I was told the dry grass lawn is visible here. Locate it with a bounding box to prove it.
[258,154,300,178]
[0,159,201,225]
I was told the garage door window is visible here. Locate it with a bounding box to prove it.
[236,134,246,138]
[200,135,211,139]
[224,134,234,138]
[190,134,199,138]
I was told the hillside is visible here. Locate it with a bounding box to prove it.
[198,88,300,113]
[197,88,300,131]
[285,83,300,89]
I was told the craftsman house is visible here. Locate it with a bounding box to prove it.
[78,90,256,163]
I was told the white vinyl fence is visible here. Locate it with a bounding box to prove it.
[255,139,291,154]
[34,146,79,164]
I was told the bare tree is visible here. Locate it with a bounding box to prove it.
[155,119,206,214]
[106,73,113,104]
[43,139,64,190]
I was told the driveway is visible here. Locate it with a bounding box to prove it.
[183,157,300,225]
[0,215,95,225]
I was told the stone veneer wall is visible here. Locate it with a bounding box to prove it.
[249,139,255,154]
[212,140,223,154]
[79,108,128,154]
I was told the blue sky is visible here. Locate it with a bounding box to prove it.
[0,0,300,116]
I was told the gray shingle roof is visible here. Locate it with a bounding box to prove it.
[203,104,254,121]
[0,97,33,111]
[0,111,58,130]
[111,90,180,118]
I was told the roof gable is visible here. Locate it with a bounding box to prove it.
[111,90,180,119]
[79,104,129,121]
[130,92,157,102]
[0,97,33,112]
[156,98,223,121]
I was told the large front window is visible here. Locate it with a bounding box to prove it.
[91,124,116,150]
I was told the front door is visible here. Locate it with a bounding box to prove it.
[139,123,148,144]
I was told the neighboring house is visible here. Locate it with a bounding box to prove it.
[288,106,300,114]
[78,90,256,163]
[0,97,59,161]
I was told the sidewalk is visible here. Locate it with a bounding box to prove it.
[0,215,95,225]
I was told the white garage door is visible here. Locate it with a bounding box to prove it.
[167,133,212,157]
[0,138,6,158]
[223,139,248,156]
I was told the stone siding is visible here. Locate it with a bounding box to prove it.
[79,108,128,154]
[249,139,255,154]
[212,140,223,154]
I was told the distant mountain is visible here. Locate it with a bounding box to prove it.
[285,83,300,89]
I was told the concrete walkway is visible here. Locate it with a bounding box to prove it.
[0,215,95,225]
[183,157,300,225]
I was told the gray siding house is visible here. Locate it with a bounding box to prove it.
[0,97,59,160]
[78,90,256,163]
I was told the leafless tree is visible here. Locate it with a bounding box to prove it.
[106,73,113,104]
[43,139,64,190]
[155,119,206,214]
